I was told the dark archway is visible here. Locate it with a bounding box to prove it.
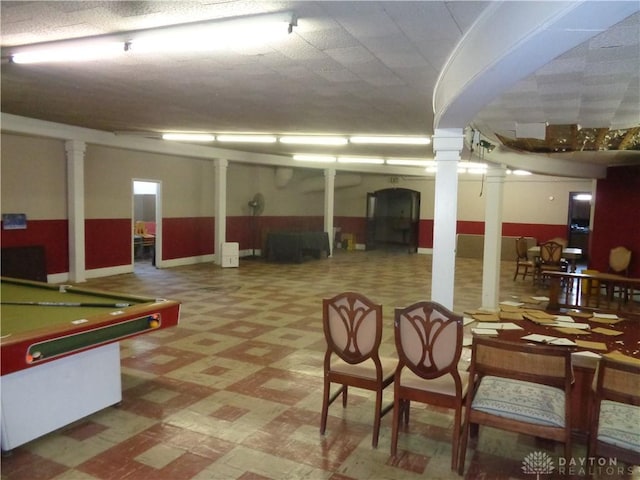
[366,188,420,252]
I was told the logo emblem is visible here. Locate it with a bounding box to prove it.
[522,451,555,479]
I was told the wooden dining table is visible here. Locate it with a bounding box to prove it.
[543,270,640,311]
[528,245,582,272]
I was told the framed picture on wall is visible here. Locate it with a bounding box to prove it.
[2,213,27,230]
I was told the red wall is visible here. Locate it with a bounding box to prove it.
[85,219,132,269]
[334,216,367,244]
[419,219,435,247]
[4,165,636,276]
[501,223,567,242]
[0,219,68,274]
[590,166,640,276]
[226,216,570,251]
[163,217,215,260]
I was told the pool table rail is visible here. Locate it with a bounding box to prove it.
[1,277,180,375]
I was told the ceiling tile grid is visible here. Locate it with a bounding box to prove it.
[1,1,638,167]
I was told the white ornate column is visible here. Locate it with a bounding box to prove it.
[431,128,463,310]
[324,168,336,257]
[481,164,507,311]
[65,140,86,283]
[214,158,228,265]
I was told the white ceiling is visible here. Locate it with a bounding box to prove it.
[1,1,639,177]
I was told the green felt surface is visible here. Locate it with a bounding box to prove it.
[1,280,148,336]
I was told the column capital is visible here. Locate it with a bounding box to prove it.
[485,163,507,181]
[215,158,228,168]
[432,128,464,153]
[65,140,86,155]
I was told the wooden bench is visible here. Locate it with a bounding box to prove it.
[456,234,536,261]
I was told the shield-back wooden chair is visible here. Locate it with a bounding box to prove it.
[320,292,396,448]
[588,355,640,467]
[458,336,573,475]
[600,246,632,304]
[535,240,568,285]
[513,236,535,281]
[390,301,468,470]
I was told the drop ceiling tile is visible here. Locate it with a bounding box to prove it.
[297,28,359,51]
[589,22,640,48]
[324,45,376,65]
[313,68,360,83]
[375,51,430,69]
[535,56,586,75]
[538,81,582,98]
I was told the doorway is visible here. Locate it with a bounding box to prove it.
[365,188,420,252]
[133,180,160,269]
[568,192,591,260]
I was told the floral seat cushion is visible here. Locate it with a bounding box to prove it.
[598,400,640,453]
[472,376,565,427]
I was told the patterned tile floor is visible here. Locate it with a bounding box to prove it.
[2,250,638,480]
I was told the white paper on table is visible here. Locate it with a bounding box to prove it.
[573,350,601,359]
[476,322,523,331]
[553,321,590,330]
[549,338,577,346]
[500,301,525,307]
[463,317,475,326]
[522,333,556,343]
[521,333,576,346]
[593,313,619,319]
[531,296,550,301]
[554,315,574,322]
[472,328,499,336]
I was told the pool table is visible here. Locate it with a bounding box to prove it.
[0,277,181,452]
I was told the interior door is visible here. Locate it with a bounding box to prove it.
[408,189,420,253]
[365,192,377,250]
[568,191,591,260]
[365,188,420,252]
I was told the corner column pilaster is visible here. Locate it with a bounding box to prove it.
[431,128,463,310]
[65,140,86,283]
[214,158,228,265]
[481,164,507,311]
[324,168,336,257]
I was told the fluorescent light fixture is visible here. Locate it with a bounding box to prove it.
[216,134,277,143]
[293,154,336,162]
[426,166,437,173]
[512,169,532,176]
[337,157,384,165]
[573,194,592,201]
[463,162,488,169]
[129,12,295,54]
[280,136,348,146]
[11,41,125,64]
[162,133,215,142]
[11,12,295,63]
[458,162,488,175]
[386,159,435,167]
[458,161,487,174]
[350,136,431,145]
